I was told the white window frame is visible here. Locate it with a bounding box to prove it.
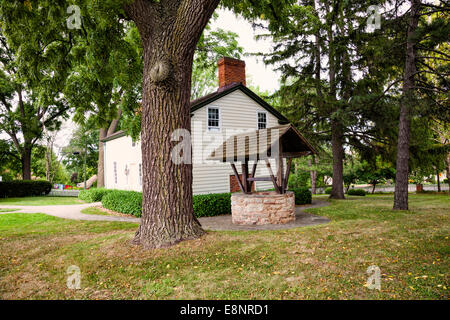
[206,106,221,132]
[257,111,268,130]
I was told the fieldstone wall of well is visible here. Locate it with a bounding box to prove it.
[231,191,295,225]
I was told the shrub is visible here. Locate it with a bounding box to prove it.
[324,187,332,194]
[444,178,449,184]
[79,188,112,202]
[193,193,231,217]
[100,190,232,218]
[347,188,366,196]
[292,187,312,205]
[0,180,52,198]
[102,190,143,217]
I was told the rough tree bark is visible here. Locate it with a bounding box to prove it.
[330,120,345,199]
[124,0,220,249]
[97,128,108,188]
[394,0,421,210]
[21,144,32,180]
[325,2,344,200]
[446,156,450,194]
[436,169,441,192]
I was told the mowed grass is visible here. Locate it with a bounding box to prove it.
[0,194,448,300]
[0,208,20,213]
[81,207,111,216]
[0,196,84,206]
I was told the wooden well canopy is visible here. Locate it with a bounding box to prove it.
[207,124,317,194]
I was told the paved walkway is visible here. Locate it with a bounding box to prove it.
[0,202,140,223]
[0,200,330,231]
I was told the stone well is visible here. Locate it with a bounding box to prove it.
[231,191,295,225]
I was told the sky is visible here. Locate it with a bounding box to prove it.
[211,9,281,93]
[1,9,278,152]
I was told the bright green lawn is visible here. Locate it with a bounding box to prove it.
[81,207,111,216]
[0,196,84,206]
[0,194,448,300]
[0,208,20,213]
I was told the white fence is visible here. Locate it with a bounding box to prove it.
[48,189,80,197]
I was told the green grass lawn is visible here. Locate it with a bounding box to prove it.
[0,208,20,213]
[0,194,448,300]
[81,207,111,216]
[0,196,84,206]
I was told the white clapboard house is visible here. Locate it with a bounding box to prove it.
[102,57,291,194]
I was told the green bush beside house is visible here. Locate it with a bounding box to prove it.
[102,190,143,217]
[82,188,232,218]
[79,188,113,202]
[193,193,231,217]
[83,188,314,217]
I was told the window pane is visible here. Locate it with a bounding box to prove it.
[258,112,267,129]
[208,108,220,130]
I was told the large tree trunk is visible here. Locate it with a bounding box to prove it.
[21,145,32,180]
[394,0,420,210]
[325,2,344,200]
[436,169,441,192]
[330,120,345,199]
[125,0,219,249]
[97,128,107,188]
[446,157,450,194]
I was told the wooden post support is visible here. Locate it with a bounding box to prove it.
[241,161,249,193]
[265,160,281,193]
[249,162,257,191]
[231,163,245,193]
[276,143,284,193]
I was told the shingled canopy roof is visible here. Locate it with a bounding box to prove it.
[207,124,317,163]
[207,124,317,194]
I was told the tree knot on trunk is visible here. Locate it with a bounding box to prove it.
[149,59,172,83]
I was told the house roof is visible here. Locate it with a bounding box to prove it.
[207,124,318,163]
[190,83,289,124]
[102,83,289,143]
[101,130,126,142]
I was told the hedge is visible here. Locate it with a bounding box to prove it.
[347,188,366,196]
[324,187,332,194]
[292,187,312,205]
[102,190,143,217]
[100,190,232,218]
[193,193,231,217]
[0,180,52,198]
[79,188,112,202]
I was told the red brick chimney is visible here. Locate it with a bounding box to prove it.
[218,57,246,89]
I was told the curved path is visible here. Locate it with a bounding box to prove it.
[0,202,140,223]
[0,200,330,231]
